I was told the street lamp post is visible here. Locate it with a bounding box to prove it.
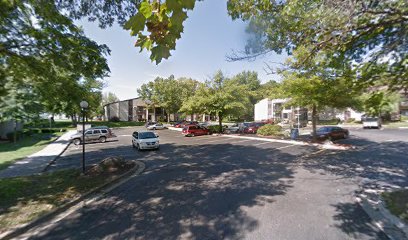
[80,100,89,174]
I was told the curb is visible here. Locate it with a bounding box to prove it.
[0,160,145,240]
[356,190,408,240]
[42,141,72,173]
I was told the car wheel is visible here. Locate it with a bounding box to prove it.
[73,138,81,145]
[190,133,195,137]
[99,136,106,143]
[343,133,348,139]
[153,127,156,130]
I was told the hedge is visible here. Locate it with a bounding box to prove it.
[257,124,283,136]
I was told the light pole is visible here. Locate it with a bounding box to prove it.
[80,100,89,174]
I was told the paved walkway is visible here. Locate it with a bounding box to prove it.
[0,130,76,178]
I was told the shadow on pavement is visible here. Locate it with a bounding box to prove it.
[30,142,300,240]
[332,202,389,239]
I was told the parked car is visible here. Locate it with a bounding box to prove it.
[71,128,116,145]
[145,121,156,128]
[314,126,349,140]
[132,131,160,150]
[242,122,265,134]
[362,117,382,129]
[146,123,166,130]
[173,121,186,128]
[182,125,211,137]
[224,124,239,134]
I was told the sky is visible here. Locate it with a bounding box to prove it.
[78,0,286,100]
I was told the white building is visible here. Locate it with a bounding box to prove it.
[254,98,293,122]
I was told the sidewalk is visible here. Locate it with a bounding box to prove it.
[0,130,76,179]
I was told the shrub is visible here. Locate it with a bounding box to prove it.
[6,131,23,141]
[257,124,283,136]
[345,118,355,123]
[109,116,120,122]
[207,125,226,133]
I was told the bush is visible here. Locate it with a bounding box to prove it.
[317,119,340,125]
[109,116,120,122]
[207,125,226,133]
[6,131,23,142]
[345,118,355,123]
[257,124,283,136]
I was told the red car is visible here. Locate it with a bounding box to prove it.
[182,125,210,137]
[243,122,265,134]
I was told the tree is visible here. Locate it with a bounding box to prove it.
[279,47,361,140]
[358,90,402,118]
[230,71,262,120]
[227,0,408,90]
[1,0,110,125]
[180,71,250,130]
[137,75,200,121]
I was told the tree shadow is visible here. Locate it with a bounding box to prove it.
[332,202,389,240]
[301,139,408,190]
[29,141,303,240]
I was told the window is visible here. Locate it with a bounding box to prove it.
[85,130,92,135]
[101,129,108,133]
[189,126,197,130]
[132,132,138,138]
[93,130,101,134]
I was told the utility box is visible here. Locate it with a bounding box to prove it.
[290,128,299,139]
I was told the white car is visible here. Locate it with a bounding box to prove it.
[132,131,160,150]
[362,117,382,129]
[146,123,166,130]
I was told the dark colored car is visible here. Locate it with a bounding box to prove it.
[314,126,349,140]
[242,122,265,134]
[182,125,211,137]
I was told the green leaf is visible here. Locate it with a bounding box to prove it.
[124,12,146,35]
[140,0,153,18]
[166,0,182,11]
[150,45,171,64]
[181,0,196,10]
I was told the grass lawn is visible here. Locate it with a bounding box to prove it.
[382,189,408,223]
[383,121,408,128]
[0,132,64,171]
[0,167,130,233]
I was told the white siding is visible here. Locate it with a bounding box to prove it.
[254,99,269,121]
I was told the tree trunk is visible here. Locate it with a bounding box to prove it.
[312,104,317,141]
[218,112,223,133]
[13,119,17,144]
[71,114,77,126]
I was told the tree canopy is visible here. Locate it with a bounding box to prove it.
[1,0,110,123]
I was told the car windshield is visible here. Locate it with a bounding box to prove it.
[139,132,157,139]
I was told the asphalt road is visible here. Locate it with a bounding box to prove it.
[22,127,391,240]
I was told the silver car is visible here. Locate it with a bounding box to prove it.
[146,123,166,130]
[70,128,115,145]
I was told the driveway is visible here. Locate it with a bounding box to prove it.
[21,128,388,240]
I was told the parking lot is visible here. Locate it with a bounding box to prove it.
[48,127,316,172]
[32,127,392,240]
